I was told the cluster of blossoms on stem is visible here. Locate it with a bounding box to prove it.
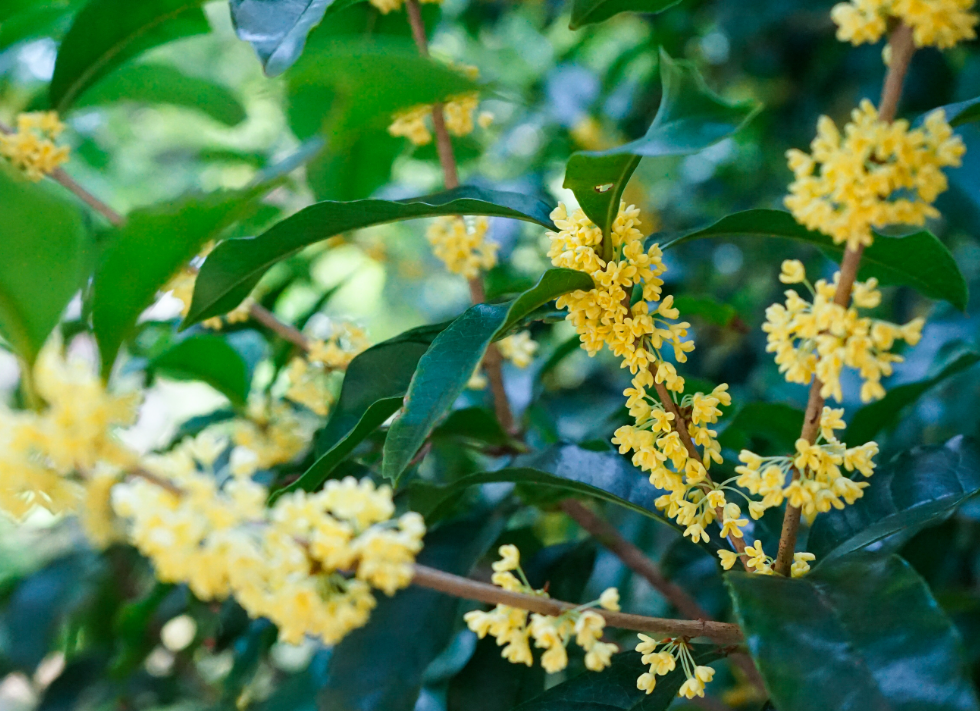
[0,112,70,181]
[426,215,499,279]
[785,101,965,251]
[388,66,491,146]
[283,322,371,417]
[464,545,620,673]
[114,440,425,645]
[718,540,815,578]
[635,636,715,699]
[764,260,924,403]
[832,0,978,49]
[548,202,740,544]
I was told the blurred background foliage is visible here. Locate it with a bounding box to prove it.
[1,0,980,709]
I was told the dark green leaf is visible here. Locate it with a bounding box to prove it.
[276,323,449,499]
[0,165,91,365]
[727,553,980,711]
[186,187,556,326]
[432,407,511,447]
[381,268,594,483]
[70,63,247,126]
[663,208,968,310]
[717,402,804,454]
[513,648,721,711]
[564,51,758,248]
[229,0,331,76]
[151,333,251,407]
[319,511,506,711]
[672,295,740,328]
[49,0,209,112]
[0,0,83,50]
[412,443,672,528]
[807,437,980,564]
[92,186,267,378]
[569,0,683,30]
[447,636,545,711]
[938,96,980,127]
[847,351,980,445]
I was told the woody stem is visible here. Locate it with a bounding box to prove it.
[773,23,915,576]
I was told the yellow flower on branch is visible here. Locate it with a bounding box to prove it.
[635,635,716,698]
[785,101,964,251]
[832,0,978,50]
[0,112,70,181]
[426,215,498,279]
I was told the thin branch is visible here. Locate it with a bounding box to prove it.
[248,301,310,351]
[773,24,915,576]
[410,563,744,644]
[403,0,515,434]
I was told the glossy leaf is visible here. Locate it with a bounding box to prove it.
[229,0,331,77]
[727,553,980,711]
[807,437,980,564]
[513,648,721,711]
[277,323,449,499]
[92,187,266,378]
[381,268,594,483]
[847,351,980,445]
[0,164,91,365]
[319,511,506,711]
[717,402,804,454]
[186,187,556,326]
[940,96,980,127]
[412,442,672,527]
[563,50,758,245]
[664,208,968,310]
[49,0,210,112]
[569,0,683,29]
[70,63,247,126]
[672,294,740,328]
[151,333,251,407]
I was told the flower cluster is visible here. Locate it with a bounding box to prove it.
[426,215,499,279]
[497,330,539,368]
[0,343,138,525]
[785,101,964,251]
[368,0,440,14]
[717,541,815,578]
[282,322,370,416]
[0,112,70,181]
[733,406,878,523]
[635,636,715,699]
[229,397,314,477]
[388,64,489,147]
[464,545,620,673]
[308,322,370,370]
[114,436,425,646]
[765,260,924,403]
[832,0,978,49]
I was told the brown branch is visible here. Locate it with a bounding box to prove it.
[248,301,309,351]
[773,24,915,576]
[410,564,744,644]
[403,0,515,434]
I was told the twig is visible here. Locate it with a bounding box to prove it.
[248,301,309,351]
[403,0,515,434]
[773,23,915,576]
[410,564,744,644]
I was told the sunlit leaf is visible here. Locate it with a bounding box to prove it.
[569,0,683,30]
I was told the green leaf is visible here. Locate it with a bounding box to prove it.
[0,165,91,365]
[151,334,251,407]
[727,553,980,711]
[275,323,449,499]
[938,96,980,127]
[319,511,507,711]
[672,294,740,328]
[49,0,209,112]
[381,268,594,483]
[563,51,758,250]
[186,187,556,326]
[431,407,511,448]
[229,0,331,77]
[847,351,980,445]
[286,38,479,138]
[664,208,969,310]
[0,0,83,51]
[717,402,804,454]
[70,63,247,126]
[513,648,721,711]
[412,443,672,528]
[569,0,683,30]
[92,187,266,379]
[807,437,980,564]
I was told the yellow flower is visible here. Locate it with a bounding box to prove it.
[779,259,807,284]
[497,331,539,368]
[0,112,70,181]
[599,587,620,611]
[717,549,740,570]
[427,215,498,279]
[832,0,978,49]
[492,544,521,572]
[792,552,816,578]
[785,101,964,250]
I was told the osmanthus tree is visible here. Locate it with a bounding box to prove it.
[1,0,980,709]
